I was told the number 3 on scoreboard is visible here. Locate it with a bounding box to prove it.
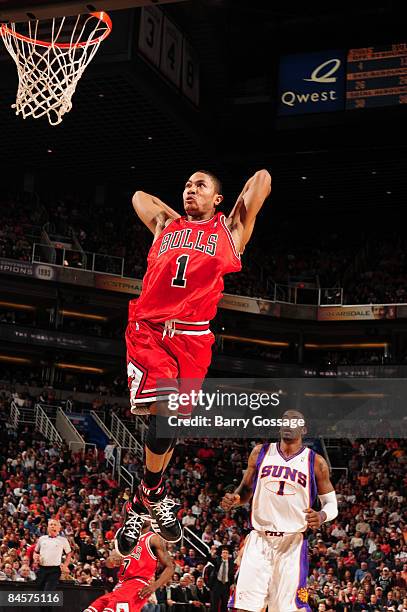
[171,254,189,288]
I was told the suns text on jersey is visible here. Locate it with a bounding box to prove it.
[260,465,307,488]
[158,229,218,257]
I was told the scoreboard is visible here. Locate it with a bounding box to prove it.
[138,5,200,106]
[346,43,407,109]
[278,43,407,116]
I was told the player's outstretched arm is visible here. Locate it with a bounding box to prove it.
[227,169,271,254]
[220,444,262,510]
[304,454,338,530]
[132,191,181,236]
[139,536,175,599]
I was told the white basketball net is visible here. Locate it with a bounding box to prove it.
[0,12,111,126]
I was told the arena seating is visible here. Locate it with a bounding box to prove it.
[1,389,406,610]
[4,192,407,305]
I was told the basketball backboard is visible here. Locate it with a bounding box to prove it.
[0,0,187,22]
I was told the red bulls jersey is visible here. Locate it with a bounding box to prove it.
[117,531,157,585]
[129,212,241,324]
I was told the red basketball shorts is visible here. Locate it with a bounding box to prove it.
[126,319,215,416]
[84,578,151,612]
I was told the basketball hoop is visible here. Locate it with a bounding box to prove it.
[0,12,112,125]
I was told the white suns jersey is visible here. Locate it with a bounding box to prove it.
[251,442,317,533]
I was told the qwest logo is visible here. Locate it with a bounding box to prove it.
[303,58,341,83]
[278,51,345,115]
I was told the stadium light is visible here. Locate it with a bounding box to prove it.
[55,363,105,373]
[0,355,32,363]
[60,310,107,321]
[0,301,35,310]
[220,334,289,347]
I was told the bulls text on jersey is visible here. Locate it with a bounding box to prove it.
[158,229,218,257]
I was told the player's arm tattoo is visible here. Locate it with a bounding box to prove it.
[315,454,334,495]
[303,454,337,529]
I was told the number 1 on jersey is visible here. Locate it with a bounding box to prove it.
[171,254,189,288]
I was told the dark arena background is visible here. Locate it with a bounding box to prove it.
[0,1,407,611]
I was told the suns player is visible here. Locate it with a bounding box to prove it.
[116,169,271,555]
[83,522,174,612]
[221,410,338,612]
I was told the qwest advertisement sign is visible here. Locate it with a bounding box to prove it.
[278,50,346,115]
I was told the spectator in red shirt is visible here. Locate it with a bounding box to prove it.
[197,445,215,462]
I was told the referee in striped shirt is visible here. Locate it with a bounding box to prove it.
[34,519,72,591]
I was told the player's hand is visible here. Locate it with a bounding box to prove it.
[139,584,155,599]
[303,508,324,529]
[221,493,240,511]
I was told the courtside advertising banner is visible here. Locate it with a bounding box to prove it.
[278,50,346,115]
[318,305,396,321]
[220,294,281,316]
[94,274,143,295]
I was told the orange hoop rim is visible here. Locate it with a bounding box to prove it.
[0,11,112,49]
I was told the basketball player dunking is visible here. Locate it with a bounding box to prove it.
[221,410,338,612]
[83,522,174,612]
[116,169,271,555]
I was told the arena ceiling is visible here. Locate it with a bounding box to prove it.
[0,0,406,210]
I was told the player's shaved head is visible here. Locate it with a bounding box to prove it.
[282,409,305,422]
[280,409,306,441]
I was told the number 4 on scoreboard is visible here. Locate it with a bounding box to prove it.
[161,16,182,87]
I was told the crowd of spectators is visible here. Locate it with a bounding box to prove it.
[344,238,407,305]
[0,193,42,263]
[0,382,406,611]
[65,199,357,301]
[1,367,129,403]
[4,190,404,306]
